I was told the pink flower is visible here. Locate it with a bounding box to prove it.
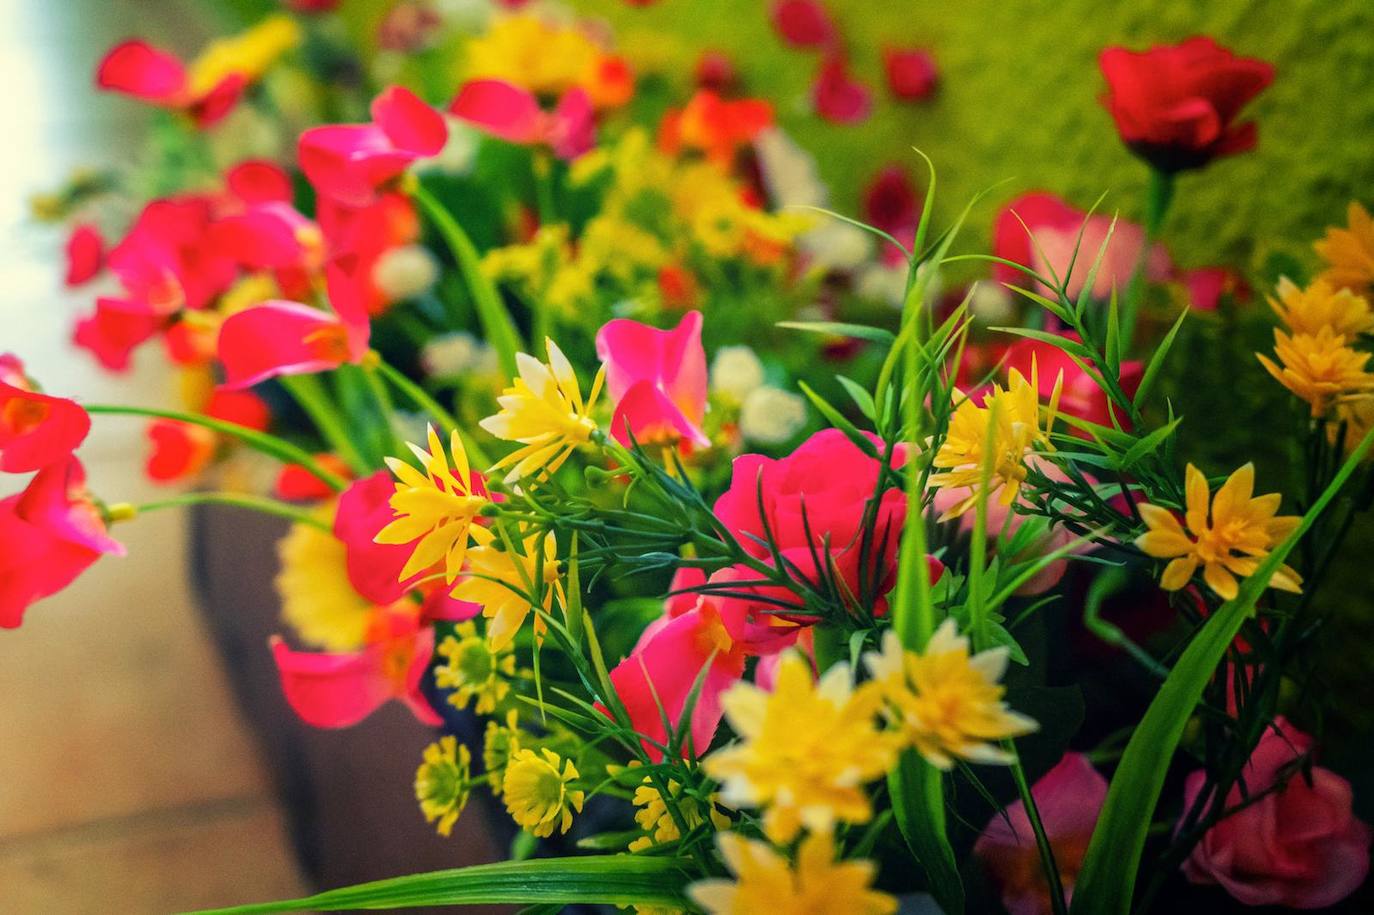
[1003,333,1142,433]
[299,86,447,207]
[812,56,872,124]
[595,310,708,450]
[883,47,938,102]
[974,753,1108,915]
[0,457,125,628]
[107,196,238,313]
[316,191,421,315]
[694,50,738,93]
[0,355,91,473]
[993,191,1172,301]
[216,261,370,388]
[225,159,294,205]
[1181,718,1371,909]
[770,0,837,49]
[1180,265,1250,311]
[95,39,244,128]
[271,609,441,728]
[73,297,167,372]
[144,419,216,483]
[64,223,104,286]
[863,165,920,263]
[449,80,595,161]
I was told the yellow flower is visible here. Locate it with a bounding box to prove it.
[276,512,376,651]
[1315,202,1374,292]
[452,527,563,650]
[502,748,584,837]
[1256,326,1374,417]
[435,621,516,714]
[1135,463,1302,601]
[688,831,897,915]
[1330,395,1374,457]
[465,14,602,97]
[930,367,1061,519]
[703,653,896,843]
[375,425,487,584]
[865,621,1037,770]
[479,340,605,485]
[1268,277,1374,338]
[188,14,301,97]
[628,777,731,853]
[415,736,472,838]
[483,710,524,793]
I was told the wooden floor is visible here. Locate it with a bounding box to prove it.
[0,1,306,911]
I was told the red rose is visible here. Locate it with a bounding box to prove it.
[1098,37,1274,172]
[1182,718,1371,909]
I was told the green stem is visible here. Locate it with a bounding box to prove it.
[279,374,370,475]
[412,182,524,377]
[114,492,331,531]
[372,357,493,468]
[1008,744,1069,915]
[1120,168,1175,351]
[360,361,405,456]
[85,404,348,492]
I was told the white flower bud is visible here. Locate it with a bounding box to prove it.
[711,345,766,402]
[372,244,439,302]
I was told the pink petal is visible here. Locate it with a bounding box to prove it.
[188,74,245,128]
[216,300,359,389]
[64,223,104,286]
[371,85,448,156]
[299,124,418,207]
[448,79,544,144]
[812,56,872,124]
[95,39,186,104]
[0,383,91,473]
[549,88,595,160]
[226,160,294,204]
[770,0,836,48]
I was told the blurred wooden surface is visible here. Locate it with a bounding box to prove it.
[0,1,306,911]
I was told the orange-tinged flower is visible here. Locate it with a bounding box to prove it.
[1256,326,1374,417]
[1136,463,1301,601]
[1314,202,1374,292]
[1268,277,1373,338]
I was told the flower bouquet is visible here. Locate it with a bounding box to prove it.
[8,2,1374,913]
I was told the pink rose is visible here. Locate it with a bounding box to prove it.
[1181,717,1371,909]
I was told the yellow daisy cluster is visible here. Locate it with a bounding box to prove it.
[434,620,517,713]
[930,367,1061,519]
[451,527,564,650]
[414,736,473,838]
[502,748,585,838]
[1315,202,1374,293]
[482,710,524,793]
[188,14,301,97]
[1135,463,1301,601]
[689,831,896,915]
[481,225,598,316]
[628,777,731,853]
[1257,276,1374,418]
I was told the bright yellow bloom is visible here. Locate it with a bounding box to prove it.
[1135,463,1301,601]
[628,777,731,853]
[188,14,301,97]
[452,527,564,650]
[434,621,516,714]
[479,340,605,485]
[865,621,1036,769]
[375,425,487,584]
[1268,277,1374,338]
[689,831,897,915]
[465,14,602,97]
[415,736,472,838]
[502,748,584,838]
[1315,202,1374,292]
[704,653,896,843]
[275,512,376,652]
[483,710,524,793]
[1257,326,1374,417]
[930,367,1061,519]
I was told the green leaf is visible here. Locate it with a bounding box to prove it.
[1114,417,1181,472]
[837,375,878,421]
[797,380,879,458]
[889,752,965,915]
[1104,287,1122,377]
[1132,307,1189,411]
[1070,424,1374,913]
[777,320,895,344]
[194,855,695,914]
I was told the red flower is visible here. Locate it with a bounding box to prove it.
[770,0,837,49]
[863,164,920,262]
[811,56,872,124]
[1180,265,1250,311]
[1004,333,1142,434]
[274,454,352,503]
[0,354,90,473]
[0,457,125,628]
[64,223,104,286]
[225,160,294,205]
[658,90,773,166]
[144,419,216,483]
[206,388,272,432]
[1099,37,1274,173]
[883,46,938,102]
[73,297,167,372]
[95,39,244,128]
[694,50,738,94]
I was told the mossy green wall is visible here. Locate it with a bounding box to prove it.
[577,0,1374,271]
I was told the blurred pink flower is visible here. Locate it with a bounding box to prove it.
[595,310,709,450]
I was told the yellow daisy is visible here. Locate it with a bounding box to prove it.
[414,736,472,838]
[628,777,730,853]
[434,621,516,714]
[1314,201,1374,293]
[502,748,584,838]
[1268,277,1373,338]
[1256,326,1374,417]
[452,527,563,650]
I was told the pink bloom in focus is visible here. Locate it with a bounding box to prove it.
[300,86,447,207]
[993,191,1172,301]
[96,39,245,128]
[1181,717,1371,909]
[595,310,708,450]
[883,47,938,102]
[974,753,1108,915]
[271,609,441,728]
[0,354,91,473]
[449,80,595,161]
[217,261,370,389]
[812,56,872,124]
[770,0,837,49]
[1004,333,1142,434]
[64,223,104,286]
[0,457,125,628]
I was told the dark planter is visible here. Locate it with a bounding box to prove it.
[188,503,509,911]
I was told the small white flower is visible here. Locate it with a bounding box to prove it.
[711,345,766,403]
[372,244,439,302]
[421,331,497,380]
[753,127,827,210]
[739,386,807,445]
[967,280,1015,324]
[799,219,874,273]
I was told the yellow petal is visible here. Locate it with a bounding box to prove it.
[1203,562,1239,601]
[1160,555,1198,591]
